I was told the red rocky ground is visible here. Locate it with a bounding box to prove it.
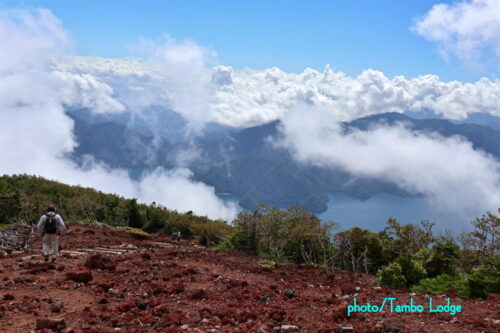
[0,224,498,332]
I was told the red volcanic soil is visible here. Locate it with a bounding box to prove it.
[0,224,498,332]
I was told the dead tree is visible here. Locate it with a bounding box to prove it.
[0,222,36,254]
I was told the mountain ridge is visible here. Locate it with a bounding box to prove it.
[68,111,500,213]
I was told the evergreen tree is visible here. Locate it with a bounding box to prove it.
[126,199,144,228]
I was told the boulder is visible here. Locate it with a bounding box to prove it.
[85,253,116,270]
[189,289,208,300]
[383,321,404,333]
[66,270,93,283]
[36,318,66,330]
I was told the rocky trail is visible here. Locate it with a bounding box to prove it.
[0,224,498,333]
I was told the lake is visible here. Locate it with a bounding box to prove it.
[317,192,477,233]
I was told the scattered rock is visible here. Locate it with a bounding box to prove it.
[36,318,66,330]
[189,288,208,300]
[331,300,349,321]
[50,304,63,313]
[166,313,183,325]
[169,281,185,294]
[3,294,15,300]
[141,252,151,260]
[66,270,93,283]
[117,300,135,313]
[182,268,197,275]
[85,253,116,270]
[97,281,114,292]
[23,267,48,275]
[277,325,299,332]
[383,320,404,333]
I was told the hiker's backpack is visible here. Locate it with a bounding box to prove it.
[44,214,58,234]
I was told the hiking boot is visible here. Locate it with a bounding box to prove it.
[44,255,49,262]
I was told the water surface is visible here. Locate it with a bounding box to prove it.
[318,192,475,233]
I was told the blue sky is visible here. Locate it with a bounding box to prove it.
[0,0,494,82]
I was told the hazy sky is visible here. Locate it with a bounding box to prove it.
[1,0,496,82]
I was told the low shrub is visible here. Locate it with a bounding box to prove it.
[377,262,406,289]
[411,274,468,297]
[466,267,500,299]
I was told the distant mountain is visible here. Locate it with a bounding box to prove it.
[68,106,231,142]
[68,111,500,213]
[405,110,500,131]
[349,112,500,158]
[458,113,500,131]
[70,113,177,173]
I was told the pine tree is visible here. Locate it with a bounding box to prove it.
[126,199,144,228]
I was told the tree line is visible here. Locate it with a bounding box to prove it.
[0,174,498,298]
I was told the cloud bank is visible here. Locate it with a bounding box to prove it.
[56,57,500,129]
[0,8,237,221]
[414,0,500,64]
[276,106,500,217]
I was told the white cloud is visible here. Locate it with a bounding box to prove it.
[0,8,71,73]
[132,36,217,132]
[56,57,500,128]
[53,71,125,114]
[213,66,500,125]
[413,0,500,64]
[56,38,218,132]
[276,105,500,217]
[138,168,238,221]
[0,8,237,221]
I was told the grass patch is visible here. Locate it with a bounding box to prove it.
[117,226,152,239]
[260,260,277,269]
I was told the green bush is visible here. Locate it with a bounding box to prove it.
[411,268,500,299]
[219,228,257,253]
[377,262,407,289]
[426,242,460,278]
[467,267,500,299]
[411,274,468,297]
[190,220,232,247]
[143,218,166,233]
[397,253,428,287]
[162,214,193,237]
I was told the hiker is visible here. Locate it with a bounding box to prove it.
[171,231,181,243]
[36,205,66,263]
